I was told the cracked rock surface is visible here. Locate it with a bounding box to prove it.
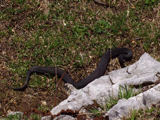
[49,53,160,120]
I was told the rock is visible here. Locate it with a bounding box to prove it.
[7,111,23,118]
[50,53,160,119]
[53,115,76,120]
[41,115,52,120]
[51,90,93,115]
[105,83,160,120]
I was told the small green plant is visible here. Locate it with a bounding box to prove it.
[87,106,103,116]
[145,0,156,5]
[131,110,136,120]
[143,40,151,52]
[1,0,160,118]
[88,85,141,118]
[94,20,110,34]
[118,85,138,99]
[105,97,118,110]
[72,25,90,38]
[6,113,22,120]
[0,31,6,37]
[29,114,41,120]
[126,105,160,119]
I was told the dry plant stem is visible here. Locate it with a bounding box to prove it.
[53,47,82,106]
[54,72,66,107]
[53,47,81,106]
[93,0,109,7]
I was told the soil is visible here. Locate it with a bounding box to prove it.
[0,0,160,119]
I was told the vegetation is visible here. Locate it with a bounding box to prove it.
[0,0,160,119]
[85,85,141,117]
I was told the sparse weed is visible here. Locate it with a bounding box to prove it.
[87,85,141,117]
[0,0,160,119]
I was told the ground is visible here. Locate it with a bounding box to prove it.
[0,0,160,119]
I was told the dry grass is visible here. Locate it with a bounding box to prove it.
[0,0,160,119]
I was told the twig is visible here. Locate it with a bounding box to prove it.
[54,72,66,107]
[53,45,82,106]
[93,0,109,7]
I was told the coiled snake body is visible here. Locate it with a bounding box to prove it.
[10,48,133,90]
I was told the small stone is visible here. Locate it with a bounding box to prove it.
[7,111,23,118]
[2,51,6,55]
[41,115,51,120]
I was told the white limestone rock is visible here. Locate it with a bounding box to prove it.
[41,115,51,120]
[106,83,160,120]
[53,115,76,120]
[50,53,160,119]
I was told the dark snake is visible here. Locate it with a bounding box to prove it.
[10,48,133,90]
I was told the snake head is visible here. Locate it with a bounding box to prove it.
[118,53,132,68]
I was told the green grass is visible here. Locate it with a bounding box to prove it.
[0,0,160,119]
[1,113,41,120]
[2,113,22,120]
[86,85,141,117]
[86,85,159,119]
[125,105,160,120]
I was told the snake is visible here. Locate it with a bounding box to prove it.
[10,48,133,90]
